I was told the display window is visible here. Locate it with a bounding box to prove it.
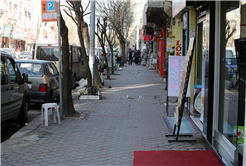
[218,4,244,157]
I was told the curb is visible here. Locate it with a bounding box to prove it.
[1,113,44,154]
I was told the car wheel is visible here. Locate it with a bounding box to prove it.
[18,99,29,123]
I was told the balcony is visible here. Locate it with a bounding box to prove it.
[145,0,169,31]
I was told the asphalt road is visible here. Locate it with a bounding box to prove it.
[1,103,42,143]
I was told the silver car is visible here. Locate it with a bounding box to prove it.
[16,60,60,103]
[1,51,30,123]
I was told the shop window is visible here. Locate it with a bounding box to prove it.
[218,5,242,156]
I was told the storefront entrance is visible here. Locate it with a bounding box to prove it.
[190,14,206,132]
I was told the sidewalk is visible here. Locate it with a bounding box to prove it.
[1,63,210,166]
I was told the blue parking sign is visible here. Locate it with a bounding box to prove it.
[46,1,55,12]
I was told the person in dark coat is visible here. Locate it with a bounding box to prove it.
[128,48,133,65]
[134,50,140,65]
[116,55,123,66]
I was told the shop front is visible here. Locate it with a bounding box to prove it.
[1,25,12,48]
[213,1,245,165]
[11,27,26,52]
[187,1,245,165]
[173,0,245,165]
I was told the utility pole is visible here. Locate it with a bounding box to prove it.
[57,0,63,118]
[125,2,128,60]
[90,0,95,86]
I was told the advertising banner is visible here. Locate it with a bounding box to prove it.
[168,56,190,97]
[3,25,12,37]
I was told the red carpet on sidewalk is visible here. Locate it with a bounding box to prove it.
[133,150,222,166]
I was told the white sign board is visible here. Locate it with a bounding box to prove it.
[168,56,190,97]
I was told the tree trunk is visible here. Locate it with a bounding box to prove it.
[60,13,76,115]
[83,21,90,55]
[93,58,102,87]
[110,46,114,74]
[77,22,93,94]
[102,49,110,79]
[120,41,126,64]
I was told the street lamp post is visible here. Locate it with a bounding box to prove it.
[90,0,95,86]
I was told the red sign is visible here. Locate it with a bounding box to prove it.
[30,32,37,40]
[144,35,151,41]
[176,40,182,56]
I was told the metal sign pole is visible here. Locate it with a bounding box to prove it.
[57,0,62,118]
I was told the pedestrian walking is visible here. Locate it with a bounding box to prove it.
[134,50,140,65]
[128,49,133,65]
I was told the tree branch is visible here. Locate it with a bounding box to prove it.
[63,9,78,26]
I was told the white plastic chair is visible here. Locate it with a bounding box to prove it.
[41,103,61,126]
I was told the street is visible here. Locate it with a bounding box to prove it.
[1,104,41,143]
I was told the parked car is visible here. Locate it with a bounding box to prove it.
[0,48,17,59]
[16,60,60,103]
[18,51,32,60]
[225,57,238,81]
[31,43,86,89]
[95,47,104,68]
[97,46,111,68]
[226,47,236,57]
[1,51,30,123]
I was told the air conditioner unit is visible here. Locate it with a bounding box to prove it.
[167,28,172,32]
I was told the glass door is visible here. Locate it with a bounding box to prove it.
[191,21,206,131]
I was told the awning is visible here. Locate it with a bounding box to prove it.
[143,26,154,36]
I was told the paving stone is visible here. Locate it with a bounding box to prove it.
[1,64,210,165]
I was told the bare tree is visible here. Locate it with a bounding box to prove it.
[64,0,94,94]
[60,12,76,115]
[106,27,116,74]
[225,19,236,47]
[82,21,103,87]
[96,0,138,65]
[95,17,110,79]
[63,3,102,88]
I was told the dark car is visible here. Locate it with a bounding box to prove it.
[16,60,60,103]
[1,51,30,123]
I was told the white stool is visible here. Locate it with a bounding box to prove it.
[41,103,61,126]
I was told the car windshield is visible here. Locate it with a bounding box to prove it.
[226,50,234,57]
[225,58,237,65]
[36,46,60,61]
[17,62,42,76]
